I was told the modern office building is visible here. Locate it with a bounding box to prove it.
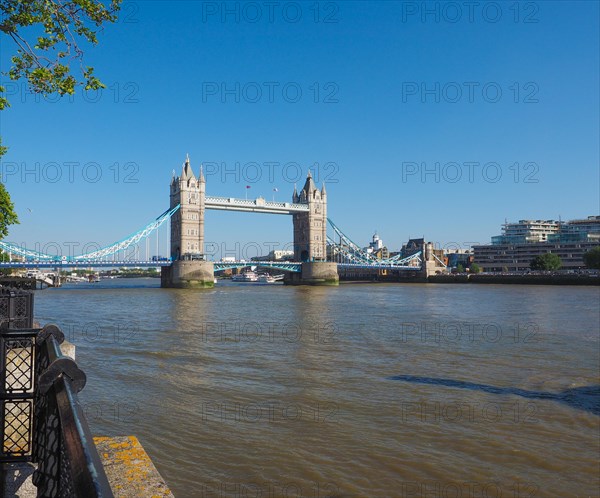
[548,216,600,243]
[474,216,600,271]
[491,219,561,245]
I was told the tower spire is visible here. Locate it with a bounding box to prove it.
[302,171,316,196]
[182,153,195,180]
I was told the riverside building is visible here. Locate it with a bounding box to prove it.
[473,216,600,271]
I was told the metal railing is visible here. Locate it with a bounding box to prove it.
[31,325,113,497]
[1,288,114,497]
[0,326,37,462]
[0,287,34,329]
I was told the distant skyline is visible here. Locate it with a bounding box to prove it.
[1,1,598,259]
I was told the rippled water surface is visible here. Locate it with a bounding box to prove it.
[35,279,600,497]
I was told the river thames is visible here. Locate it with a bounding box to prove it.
[35,279,599,497]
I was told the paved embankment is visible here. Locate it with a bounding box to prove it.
[2,436,173,497]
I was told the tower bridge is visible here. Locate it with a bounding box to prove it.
[0,155,444,285]
[162,156,337,287]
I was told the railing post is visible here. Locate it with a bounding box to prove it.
[0,327,38,462]
[0,287,34,330]
[1,287,37,463]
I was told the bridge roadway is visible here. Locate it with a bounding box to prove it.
[0,260,303,270]
[0,260,422,271]
[0,260,172,269]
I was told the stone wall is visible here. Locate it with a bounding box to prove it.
[161,261,214,288]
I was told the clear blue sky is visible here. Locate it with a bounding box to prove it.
[1,1,598,259]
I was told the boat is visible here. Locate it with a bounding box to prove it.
[257,273,285,284]
[231,270,259,282]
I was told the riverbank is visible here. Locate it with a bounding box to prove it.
[428,273,600,285]
[338,273,599,286]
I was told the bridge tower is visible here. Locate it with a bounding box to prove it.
[169,155,205,260]
[292,172,327,262]
[288,172,338,285]
[161,155,214,288]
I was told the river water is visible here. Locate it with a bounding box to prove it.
[34,279,599,497]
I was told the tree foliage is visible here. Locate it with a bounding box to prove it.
[469,263,481,273]
[530,253,562,271]
[0,0,121,239]
[0,182,19,238]
[0,0,121,113]
[582,246,600,269]
[0,250,12,275]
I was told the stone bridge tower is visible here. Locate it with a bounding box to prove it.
[169,154,205,260]
[162,155,214,288]
[289,172,338,285]
[292,172,327,262]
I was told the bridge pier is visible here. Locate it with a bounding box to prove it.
[285,262,339,286]
[161,261,215,289]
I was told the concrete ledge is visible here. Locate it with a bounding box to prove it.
[2,436,174,497]
[94,436,174,498]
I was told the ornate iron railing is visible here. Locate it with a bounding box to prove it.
[31,325,113,497]
[1,326,37,462]
[0,287,34,329]
[1,288,113,497]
